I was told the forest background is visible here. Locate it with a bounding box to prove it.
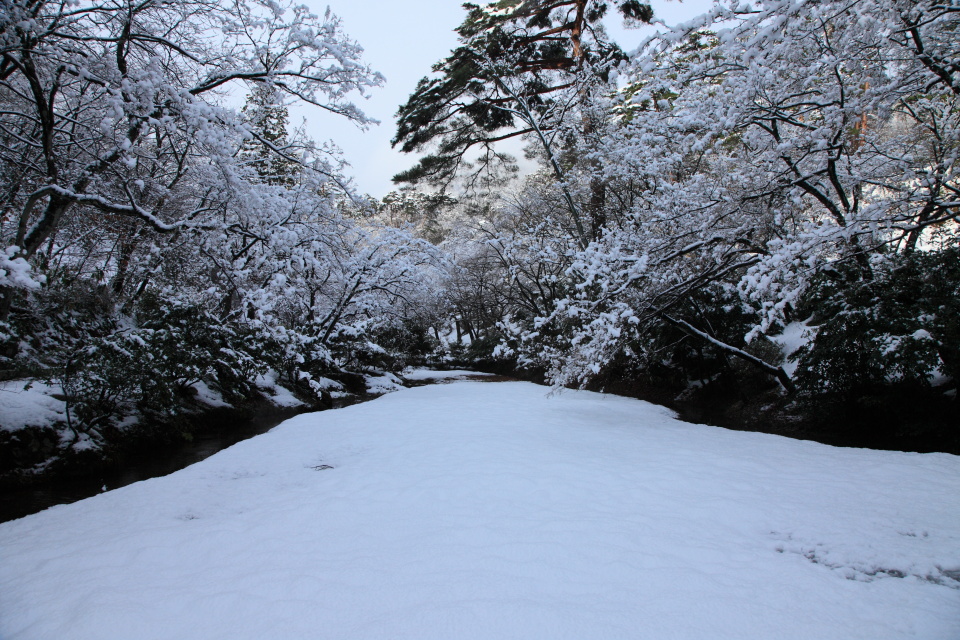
[0,0,957,480]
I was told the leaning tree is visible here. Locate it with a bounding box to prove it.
[393,0,653,245]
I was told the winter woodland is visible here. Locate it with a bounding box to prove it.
[0,0,958,469]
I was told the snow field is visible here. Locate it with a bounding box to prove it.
[1,381,958,639]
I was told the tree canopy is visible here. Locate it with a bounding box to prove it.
[391,0,652,188]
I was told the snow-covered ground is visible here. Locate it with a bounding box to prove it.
[1,381,958,639]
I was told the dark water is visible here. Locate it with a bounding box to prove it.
[0,405,309,523]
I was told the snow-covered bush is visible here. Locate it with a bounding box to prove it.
[795,248,960,396]
[59,298,273,439]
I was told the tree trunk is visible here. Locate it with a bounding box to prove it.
[661,313,796,393]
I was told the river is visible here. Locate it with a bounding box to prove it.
[0,405,308,523]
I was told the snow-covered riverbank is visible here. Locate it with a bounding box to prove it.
[2,380,958,639]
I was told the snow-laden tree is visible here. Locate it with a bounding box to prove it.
[240,85,300,187]
[0,0,451,438]
[0,0,381,299]
[375,190,457,244]
[393,0,653,243]
[506,0,959,392]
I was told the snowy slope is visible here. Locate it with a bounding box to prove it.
[1,382,958,640]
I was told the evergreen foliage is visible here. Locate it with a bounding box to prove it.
[59,298,271,440]
[392,0,652,188]
[795,248,960,396]
[240,86,300,186]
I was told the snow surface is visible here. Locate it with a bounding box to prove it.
[403,368,496,381]
[0,380,66,431]
[1,382,958,640]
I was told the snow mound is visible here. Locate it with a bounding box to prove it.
[309,376,343,391]
[254,370,305,408]
[190,381,231,408]
[1,382,958,639]
[364,372,404,394]
[402,368,495,381]
[0,380,66,431]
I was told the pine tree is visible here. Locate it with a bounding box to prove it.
[241,85,300,187]
[392,0,652,190]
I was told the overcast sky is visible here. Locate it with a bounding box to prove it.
[295,0,713,199]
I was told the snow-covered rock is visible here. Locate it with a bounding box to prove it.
[363,371,404,395]
[0,381,66,432]
[254,371,306,408]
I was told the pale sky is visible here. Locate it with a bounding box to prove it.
[295,0,712,199]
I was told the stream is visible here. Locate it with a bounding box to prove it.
[1,375,513,522]
[0,405,309,523]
